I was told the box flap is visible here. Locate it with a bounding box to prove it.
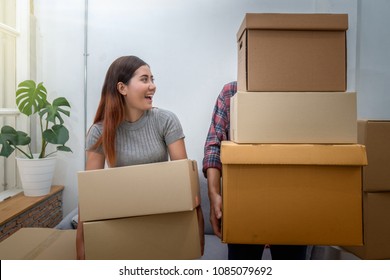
[221,141,367,166]
[237,13,348,41]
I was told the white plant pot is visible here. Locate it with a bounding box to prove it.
[16,155,57,197]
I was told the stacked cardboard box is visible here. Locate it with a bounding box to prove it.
[0,228,76,260]
[342,120,390,259]
[78,159,201,260]
[221,13,367,246]
[230,91,357,144]
[237,13,348,92]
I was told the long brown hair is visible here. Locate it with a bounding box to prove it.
[90,55,148,167]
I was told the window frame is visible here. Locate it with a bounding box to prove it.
[0,0,30,200]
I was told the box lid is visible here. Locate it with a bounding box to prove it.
[237,13,348,41]
[221,141,367,166]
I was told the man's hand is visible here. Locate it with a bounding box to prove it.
[206,168,223,238]
[209,193,223,238]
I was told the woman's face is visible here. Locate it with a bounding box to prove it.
[118,65,156,113]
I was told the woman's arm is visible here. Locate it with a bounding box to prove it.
[167,138,187,160]
[76,151,105,260]
[85,150,105,170]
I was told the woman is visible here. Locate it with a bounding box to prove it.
[76,55,204,259]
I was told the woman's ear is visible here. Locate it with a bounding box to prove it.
[117,82,127,96]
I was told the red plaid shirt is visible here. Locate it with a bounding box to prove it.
[202,81,237,177]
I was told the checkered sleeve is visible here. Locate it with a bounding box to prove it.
[202,82,237,177]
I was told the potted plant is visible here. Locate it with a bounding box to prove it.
[0,80,72,196]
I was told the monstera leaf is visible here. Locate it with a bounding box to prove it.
[39,97,71,125]
[42,125,72,155]
[42,124,70,145]
[1,79,72,159]
[15,80,48,116]
[0,126,31,158]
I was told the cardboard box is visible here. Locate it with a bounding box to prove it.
[84,209,201,260]
[343,192,390,259]
[237,13,348,92]
[78,159,200,222]
[230,91,357,144]
[358,120,390,192]
[0,228,76,260]
[221,141,367,245]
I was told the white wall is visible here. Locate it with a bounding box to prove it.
[356,0,390,119]
[34,0,85,214]
[33,0,364,216]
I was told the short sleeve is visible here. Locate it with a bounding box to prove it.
[156,108,185,145]
[85,123,104,154]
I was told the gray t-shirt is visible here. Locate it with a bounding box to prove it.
[86,108,185,167]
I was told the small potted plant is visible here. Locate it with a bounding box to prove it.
[0,80,72,196]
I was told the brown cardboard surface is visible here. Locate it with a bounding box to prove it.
[78,159,200,222]
[230,92,357,144]
[237,13,348,40]
[358,120,390,192]
[343,192,390,259]
[237,13,347,92]
[84,210,201,260]
[0,228,76,260]
[221,141,366,245]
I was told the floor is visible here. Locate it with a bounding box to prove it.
[262,245,360,260]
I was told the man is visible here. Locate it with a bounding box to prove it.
[202,81,307,260]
